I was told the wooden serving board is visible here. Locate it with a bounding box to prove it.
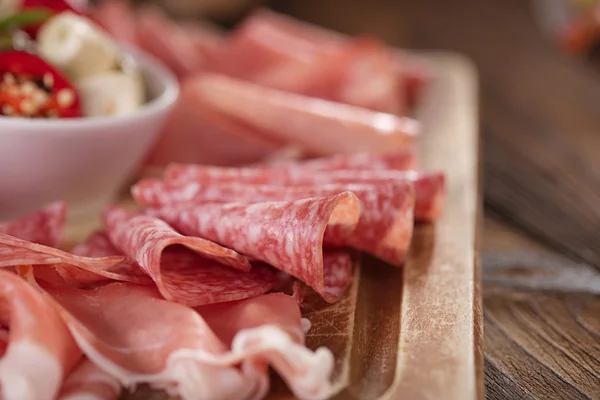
[64,52,482,400]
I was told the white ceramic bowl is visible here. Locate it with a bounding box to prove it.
[0,47,179,220]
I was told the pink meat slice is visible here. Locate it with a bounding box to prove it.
[102,207,278,306]
[144,76,282,168]
[185,73,419,156]
[196,293,333,400]
[135,6,204,79]
[0,233,131,281]
[0,201,66,247]
[56,232,151,287]
[135,182,415,266]
[256,36,403,115]
[90,0,138,45]
[0,270,81,400]
[44,282,334,400]
[252,148,417,171]
[147,192,361,303]
[165,165,445,221]
[58,358,121,400]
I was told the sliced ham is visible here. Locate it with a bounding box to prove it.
[148,192,361,302]
[164,165,445,221]
[135,182,414,265]
[58,358,121,400]
[183,73,418,156]
[0,202,66,247]
[196,293,333,400]
[43,282,334,400]
[0,270,81,400]
[102,207,279,306]
[90,0,138,45]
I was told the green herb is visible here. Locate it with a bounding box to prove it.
[0,9,52,33]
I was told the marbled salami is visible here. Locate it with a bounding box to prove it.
[102,207,278,306]
[135,182,415,266]
[0,202,66,247]
[148,192,361,302]
[164,165,444,221]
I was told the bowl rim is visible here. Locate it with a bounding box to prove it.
[0,45,179,133]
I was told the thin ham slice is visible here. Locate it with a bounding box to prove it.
[0,202,66,247]
[183,73,418,156]
[102,207,279,306]
[147,192,361,302]
[58,359,121,400]
[252,149,417,171]
[0,270,81,400]
[43,282,334,400]
[135,182,414,265]
[90,0,138,45]
[164,165,445,221]
[196,293,332,400]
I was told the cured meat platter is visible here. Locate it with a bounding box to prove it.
[60,51,482,400]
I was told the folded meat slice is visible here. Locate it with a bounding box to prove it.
[103,207,278,306]
[256,36,403,115]
[0,202,66,247]
[90,0,138,45]
[56,232,151,287]
[165,165,445,221]
[252,149,417,171]
[0,233,132,282]
[148,192,361,302]
[186,73,419,156]
[197,293,333,400]
[136,182,414,266]
[44,282,334,400]
[0,270,81,400]
[144,76,282,168]
[58,359,121,400]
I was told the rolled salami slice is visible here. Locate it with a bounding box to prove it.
[0,202,66,247]
[102,207,278,306]
[148,192,361,303]
[164,165,445,221]
[135,182,415,266]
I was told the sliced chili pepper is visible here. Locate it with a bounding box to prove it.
[20,0,85,38]
[0,50,81,118]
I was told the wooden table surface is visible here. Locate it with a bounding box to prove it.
[256,0,600,398]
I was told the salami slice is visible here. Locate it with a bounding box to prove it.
[164,165,445,221]
[147,192,361,302]
[54,232,152,287]
[0,270,81,400]
[0,201,66,247]
[184,73,419,156]
[102,207,278,306]
[135,182,414,265]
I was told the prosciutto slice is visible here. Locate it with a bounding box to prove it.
[165,165,445,221]
[135,182,414,265]
[58,359,121,400]
[196,293,333,400]
[148,192,361,302]
[0,270,81,400]
[180,73,419,156]
[0,202,66,247]
[102,207,278,306]
[44,282,334,400]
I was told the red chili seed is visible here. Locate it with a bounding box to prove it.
[56,89,75,108]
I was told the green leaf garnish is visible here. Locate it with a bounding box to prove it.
[0,8,52,33]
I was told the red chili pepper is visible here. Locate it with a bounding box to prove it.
[0,50,81,118]
[21,0,85,38]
